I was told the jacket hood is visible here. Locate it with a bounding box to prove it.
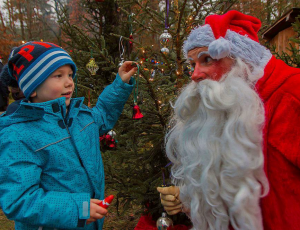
[0,97,85,130]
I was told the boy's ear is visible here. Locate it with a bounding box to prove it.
[30,91,37,98]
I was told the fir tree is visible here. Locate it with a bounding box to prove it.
[55,0,236,226]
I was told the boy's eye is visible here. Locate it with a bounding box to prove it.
[69,74,73,77]
[55,74,62,78]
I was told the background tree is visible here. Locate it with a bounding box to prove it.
[231,0,300,31]
[0,0,60,62]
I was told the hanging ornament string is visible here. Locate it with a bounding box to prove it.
[129,14,133,34]
[162,161,173,187]
[132,63,144,119]
[119,36,125,66]
[165,0,170,29]
[133,63,140,105]
[129,14,134,52]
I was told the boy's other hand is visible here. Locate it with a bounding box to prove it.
[86,199,108,225]
[118,61,138,83]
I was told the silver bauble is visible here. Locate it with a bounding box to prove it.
[159,30,172,48]
[108,130,116,138]
[161,47,169,55]
[156,212,173,230]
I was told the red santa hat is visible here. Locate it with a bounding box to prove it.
[183,11,271,71]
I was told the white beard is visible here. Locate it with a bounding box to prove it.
[165,58,269,230]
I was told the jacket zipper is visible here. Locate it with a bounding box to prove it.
[60,105,84,167]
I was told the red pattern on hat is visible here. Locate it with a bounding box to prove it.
[205,10,261,42]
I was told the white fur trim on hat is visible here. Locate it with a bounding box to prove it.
[208,38,231,60]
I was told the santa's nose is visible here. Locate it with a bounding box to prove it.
[191,66,207,82]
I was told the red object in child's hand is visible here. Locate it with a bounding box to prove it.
[99,195,114,208]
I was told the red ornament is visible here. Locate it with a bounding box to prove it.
[129,33,134,50]
[108,139,117,148]
[99,195,114,208]
[132,104,144,120]
[95,0,104,2]
[99,134,117,149]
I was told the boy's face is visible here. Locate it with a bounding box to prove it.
[30,65,74,107]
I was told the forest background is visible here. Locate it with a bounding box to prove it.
[1,0,300,229]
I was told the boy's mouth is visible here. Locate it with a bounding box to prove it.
[61,91,72,98]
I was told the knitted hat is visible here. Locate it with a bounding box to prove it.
[8,41,77,99]
[183,10,271,71]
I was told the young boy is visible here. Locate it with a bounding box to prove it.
[0,42,137,230]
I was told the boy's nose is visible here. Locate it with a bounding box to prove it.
[65,76,74,87]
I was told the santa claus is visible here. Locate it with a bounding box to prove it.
[157,10,300,230]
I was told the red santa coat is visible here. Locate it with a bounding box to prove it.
[256,56,300,230]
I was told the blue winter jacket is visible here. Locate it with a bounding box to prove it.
[0,74,134,230]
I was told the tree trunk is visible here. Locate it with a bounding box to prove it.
[18,0,25,40]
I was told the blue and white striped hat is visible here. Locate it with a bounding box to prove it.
[8,41,77,99]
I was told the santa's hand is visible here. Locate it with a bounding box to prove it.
[157,186,182,215]
[118,61,138,83]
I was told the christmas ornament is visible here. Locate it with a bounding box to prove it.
[86,50,99,75]
[160,47,169,55]
[129,33,134,51]
[108,130,116,139]
[99,195,114,208]
[156,212,173,230]
[159,30,172,55]
[150,69,156,81]
[132,104,144,119]
[100,130,117,149]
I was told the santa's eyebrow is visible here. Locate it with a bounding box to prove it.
[197,51,210,59]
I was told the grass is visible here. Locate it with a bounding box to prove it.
[0,202,140,229]
[0,209,14,229]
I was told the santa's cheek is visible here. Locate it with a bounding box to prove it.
[211,60,233,81]
[209,62,224,80]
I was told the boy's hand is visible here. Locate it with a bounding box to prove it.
[86,199,108,225]
[118,61,138,83]
[157,186,182,215]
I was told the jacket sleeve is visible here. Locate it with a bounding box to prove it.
[91,73,134,135]
[0,131,90,229]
